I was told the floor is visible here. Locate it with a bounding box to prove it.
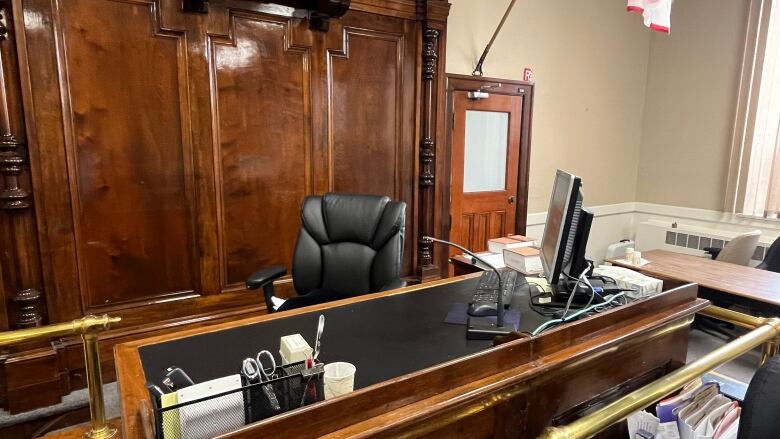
[0,382,121,431]
[686,328,759,383]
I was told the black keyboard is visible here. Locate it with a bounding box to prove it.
[467,270,519,316]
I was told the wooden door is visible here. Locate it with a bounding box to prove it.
[450,92,523,253]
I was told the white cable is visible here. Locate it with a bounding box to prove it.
[561,262,593,320]
[531,293,626,336]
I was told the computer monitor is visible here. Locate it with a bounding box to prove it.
[539,170,593,289]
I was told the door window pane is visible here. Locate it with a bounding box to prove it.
[463,110,509,192]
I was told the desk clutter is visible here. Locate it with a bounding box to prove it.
[145,315,356,439]
[448,233,667,337]
[612,247,651,267]
[627,378,741,439]
[483,234,542,275]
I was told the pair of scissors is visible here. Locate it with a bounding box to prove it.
[241,350,280,410]
[241,350,277,381]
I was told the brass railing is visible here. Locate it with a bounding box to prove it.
[0,315,121,439]
[538,305,780,439]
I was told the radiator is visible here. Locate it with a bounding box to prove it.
[635,220,774,266]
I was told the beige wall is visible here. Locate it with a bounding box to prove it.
[446,0,651,213]
[636,0,750,211]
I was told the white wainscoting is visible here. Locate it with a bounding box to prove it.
[525,202,637,264]
[526,202,780,264]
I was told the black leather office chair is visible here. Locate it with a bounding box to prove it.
[246,193,406,312]
[756,236,780,273]
[738,355,780,439]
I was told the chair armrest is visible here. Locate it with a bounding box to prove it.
[380,278,407,291]
[246,265,287,290]
[703,247,722,260]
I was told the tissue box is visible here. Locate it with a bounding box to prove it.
[279,334,313,365]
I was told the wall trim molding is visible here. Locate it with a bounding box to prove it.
[527,201,780,236]
[526,202,637,226]
[635,202,780,233]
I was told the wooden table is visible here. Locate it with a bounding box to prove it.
[607,249,780,313]
[115,273,706,438]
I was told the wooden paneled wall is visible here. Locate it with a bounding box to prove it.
[0,0,449,412]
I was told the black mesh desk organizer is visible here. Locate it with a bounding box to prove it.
[150,361,324,439]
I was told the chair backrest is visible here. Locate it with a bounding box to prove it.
[756,236,780,273]
[716,230,761,266]
[292,193,405,296]
[738,355,780,439]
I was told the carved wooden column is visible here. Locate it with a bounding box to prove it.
[415,0,449,281]
[416,26,440,281]
[0,2,44,328]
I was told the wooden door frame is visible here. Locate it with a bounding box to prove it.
[438,74,534,271]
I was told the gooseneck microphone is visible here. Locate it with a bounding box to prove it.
[422,236,515,339]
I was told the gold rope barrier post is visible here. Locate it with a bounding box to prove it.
[81,316,119,439]
[539,309,780,439]
[0,315,120,439]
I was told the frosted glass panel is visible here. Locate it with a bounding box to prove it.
[463,110,509,192]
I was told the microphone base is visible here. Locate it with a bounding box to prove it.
[466,316,518,340]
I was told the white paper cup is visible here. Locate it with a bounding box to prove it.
[323,362,356,400]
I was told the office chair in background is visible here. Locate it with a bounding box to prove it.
[756,236,780,273]
[697,230,764,340]
[246,193,406,312]
[703,230,761,266]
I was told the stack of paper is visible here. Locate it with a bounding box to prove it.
[645,379,742,439]
[467,251,506,269]
[593,265,663,298]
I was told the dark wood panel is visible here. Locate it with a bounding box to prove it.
[58,0,197,308]
[6,0,449,414]
[329,28,402,196]
[212,12,312,287]
[328,16,416,275]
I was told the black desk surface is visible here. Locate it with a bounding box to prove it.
[139,277,552,390]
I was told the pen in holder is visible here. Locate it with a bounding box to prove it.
[240,359,325,425]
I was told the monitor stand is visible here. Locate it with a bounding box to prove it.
[530,278,608,309]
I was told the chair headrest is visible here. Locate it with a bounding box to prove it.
[300,193,404,248]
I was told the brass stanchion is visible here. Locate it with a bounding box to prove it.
[539,310,780,439]
[0,315,120,438]
[82,331,117,438]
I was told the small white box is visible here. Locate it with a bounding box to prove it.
[279,334,313,365]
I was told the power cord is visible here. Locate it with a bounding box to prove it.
[531,292,627,336]
[561,262,594,320]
